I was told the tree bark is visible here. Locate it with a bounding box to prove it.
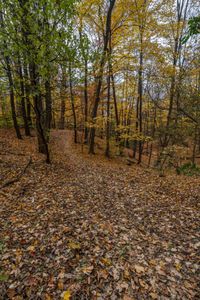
[138,33,144,164]
[0,12,22,139]
[84,59,89,143]
[69,62,77,144]
[163,0,189,147]
[45,78,52,133]
[23,63,32,126]
[105,64,111,157]
[29,62,50,163]
[89,0,116,154]
[59,67,66,130]
[18,57,31,136]
[6,57,22,140]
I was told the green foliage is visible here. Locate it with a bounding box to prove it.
[182,15,200,43]
[0,116,12,128]
[176,162,200,176]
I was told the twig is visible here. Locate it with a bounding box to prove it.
[0,157,32,189]
[0,151,26,156]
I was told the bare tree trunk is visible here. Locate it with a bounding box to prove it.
[163,0,189,147]
[105,64,111,157]
[198,128,200,153]
[89,0,116,154]
[0,11,22,139]
[192,126,197,164]
[110,55,120,146]
[29,62,50,163]
[45,77,52,142]
[163,63,176,147]
[0,96,9,127]
[23,63,32,126]
[18,57,31,136]
[148,107,157,167]
[138,35,143,164]
[6,57,22,140]
[59,98,66,129]
[84,59,89,143]
[59,67,66,130]
[19,0,32,127]
[111,73,119,127]
[133,97,139,159]
[69,62,77,144]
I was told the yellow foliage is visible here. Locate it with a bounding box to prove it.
[62,290,71,300]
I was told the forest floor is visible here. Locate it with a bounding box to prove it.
[0,129,199,300]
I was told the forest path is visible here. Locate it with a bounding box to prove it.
[0,129,199,299]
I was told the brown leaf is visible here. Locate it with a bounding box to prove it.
[134,265,145,274]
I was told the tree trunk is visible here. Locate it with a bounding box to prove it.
[59,67,66,130]
[84,59,89,143]
[163,0,189,147]
[163,64,176,147]
[110,56,120,145]
[89,0,116,154]
[69,62,77,144]
[6,57,22,139]
[23,63,32,126]
[138,35,144,164]
[29,62,50,163]
[111,73,119,127]
[192,126,197,164]
[45,78,52,132]
[133,96,139,159]
[18,57,31,136]
[0,12,22,139]
[105,64,111,157]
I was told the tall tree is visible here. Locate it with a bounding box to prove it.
[89,0,116,154]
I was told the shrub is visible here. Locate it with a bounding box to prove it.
[176,162,200,176]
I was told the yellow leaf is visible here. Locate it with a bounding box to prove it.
[68,242,81,250]
[62,290,71,300]
[175,263,182,271]
[101,258,111,266]
[27,245,35,252]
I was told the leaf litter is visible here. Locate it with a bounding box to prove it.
[0,129,199,299]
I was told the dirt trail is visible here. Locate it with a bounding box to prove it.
[0,130,199,299]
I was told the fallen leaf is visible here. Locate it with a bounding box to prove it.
[27,245,35,252]
[101,258,112,266]
[58,279,64,290]
[150,292,158,299]
[68,242,81,250]
[134,265,145,273]
[62,290,71,300]
[123,295,135,300]
[82,265,94,274]
[45,294,52,300]
[0,273,9,281]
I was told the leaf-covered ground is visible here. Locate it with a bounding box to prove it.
[0,129,199,300]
